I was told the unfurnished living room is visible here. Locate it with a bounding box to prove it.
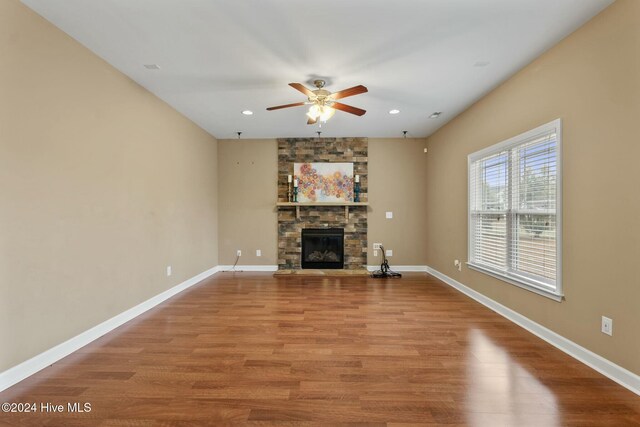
[1,0,639,425]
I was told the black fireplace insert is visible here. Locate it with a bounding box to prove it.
[301,228,344,269]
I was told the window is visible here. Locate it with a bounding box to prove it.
[468,119,562,300]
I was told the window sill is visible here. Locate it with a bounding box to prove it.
[466,263,564,302]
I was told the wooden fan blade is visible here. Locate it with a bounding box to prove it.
[266,102,306,111]
[332,102,366,116]
[289,83,314,97]
[307,117,317,125]
[330,85,368,100]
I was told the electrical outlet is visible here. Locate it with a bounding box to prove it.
[601,316,613,336]
[373,249,378,257]
[454,260,462,271]
[236,250,242,257]
[385,212,393,219]
[166,266,172,277]
[385,249,393,257]
[423,148,428,153]
[373,243,382,250]
[256,249,261,257]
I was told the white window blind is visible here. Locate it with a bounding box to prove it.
[468,119,562,299]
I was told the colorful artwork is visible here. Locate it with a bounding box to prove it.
[294,163,354,202]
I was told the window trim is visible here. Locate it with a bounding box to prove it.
[467,119,563,301]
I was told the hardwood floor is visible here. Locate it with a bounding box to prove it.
[1,272,639,426]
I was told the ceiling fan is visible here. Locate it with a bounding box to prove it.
[266,80,368,125]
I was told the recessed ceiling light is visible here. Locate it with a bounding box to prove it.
[389,109,400,115]
[242,110,254,116]
[474,61,490,67]
[143,64,160,70]
[429,112,442,119]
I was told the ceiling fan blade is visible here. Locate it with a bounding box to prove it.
[331,102,366,116]
[330,85,368,100]
[266,102,306,111]
[289,83,315,97]
[307,117,317,125]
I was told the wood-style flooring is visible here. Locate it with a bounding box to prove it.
[1,273,639,426]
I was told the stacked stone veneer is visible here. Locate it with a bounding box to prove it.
[277,137,368,270]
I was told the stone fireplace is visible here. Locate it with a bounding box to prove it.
[277,137,368,271]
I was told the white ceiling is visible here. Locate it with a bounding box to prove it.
[23,0,613,139]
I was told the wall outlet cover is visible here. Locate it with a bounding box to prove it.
[373,243,382,250]
[385,249,393,257]
[236,250,242,257]
[166,266,172,276]
[601,316,613,336]
[256,249,261,257]
[385,212,393,219]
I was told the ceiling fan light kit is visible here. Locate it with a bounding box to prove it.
[306,104,336,122]
[267,79,368,124]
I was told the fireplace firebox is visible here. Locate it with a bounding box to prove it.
[301,228,344,269]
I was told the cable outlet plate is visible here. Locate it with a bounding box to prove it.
[236,250,242,257]
[601,316,613,336]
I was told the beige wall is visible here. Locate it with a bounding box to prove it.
[218,139,278,265]
[217,138,428,267]
[425,0,639,374]
[368,138,429,266]
[0,0,218,371]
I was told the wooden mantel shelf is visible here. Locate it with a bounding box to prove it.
[276,202,368,219]
[276,202,369,207]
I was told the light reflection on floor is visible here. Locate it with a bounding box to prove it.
[466,328,560,426]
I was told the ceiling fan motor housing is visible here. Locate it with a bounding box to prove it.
[309,89,332,105]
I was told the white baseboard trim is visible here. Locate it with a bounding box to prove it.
[0,265,220,393]
[426,266,640,396]
[367,265,428,272]
[217,265,278,272]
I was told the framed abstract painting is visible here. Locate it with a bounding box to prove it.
[294,162,354,202]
